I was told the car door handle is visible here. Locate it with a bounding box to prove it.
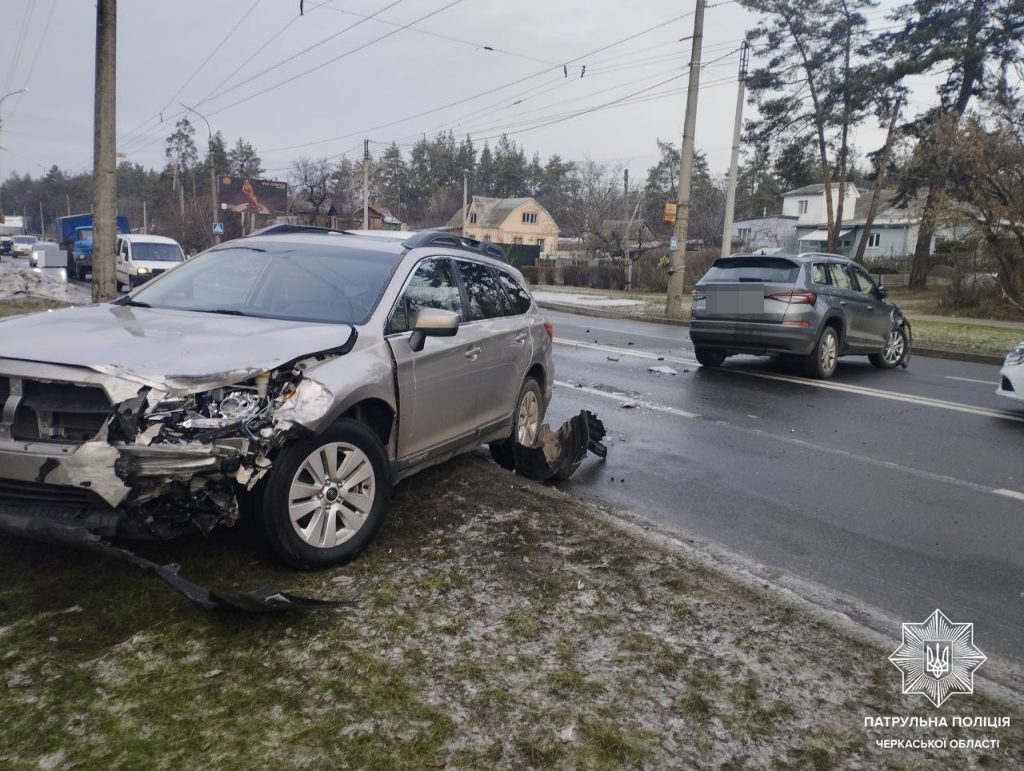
[864,305,873,310]
[465,346,481,360]
[514,331,528,343]
[839,301,848,306]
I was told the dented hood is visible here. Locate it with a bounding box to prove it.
[0,303,353,389]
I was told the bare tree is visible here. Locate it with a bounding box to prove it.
[561,160,622,258]
[291,156,334,225]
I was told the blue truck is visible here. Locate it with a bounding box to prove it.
[55,213,130,281]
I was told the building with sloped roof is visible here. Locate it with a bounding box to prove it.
[447,196,559,256]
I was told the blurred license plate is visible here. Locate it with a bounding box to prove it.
[707,285,763,314]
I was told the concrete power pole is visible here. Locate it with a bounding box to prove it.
[665,0,706,319]
[720,41,749,259]
[92,0,117,302]
[462,171,468,234]
[362,139,370,230]
[623,168,631,290]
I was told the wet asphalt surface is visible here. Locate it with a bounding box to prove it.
[540,309,1024,666]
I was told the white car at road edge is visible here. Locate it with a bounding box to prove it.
[997,341,1024,405]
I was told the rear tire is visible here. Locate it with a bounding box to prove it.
[489,376,543,471]
[695,347,726,368]
[869,327,907,370]
[260,419,391,570]
[804,325,839,379]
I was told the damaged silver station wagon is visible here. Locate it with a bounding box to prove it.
[0,228,603,573]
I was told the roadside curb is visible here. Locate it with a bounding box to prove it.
[537,300,1007,366]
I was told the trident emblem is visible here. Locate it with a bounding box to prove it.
[925,642,951,678]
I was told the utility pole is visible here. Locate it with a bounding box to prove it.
[38,200,44,240]
[92,0,117,301]
[666,0,706,319]
[143,199,148,234]
[362,139,369,230]
[65,193,70,216]
[181,103,219,244]
[462,171,468,234]
[623,168,631,290]
[720,41,749,259]
[0,87,29,216]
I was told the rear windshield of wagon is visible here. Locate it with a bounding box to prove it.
[702,257,800,283]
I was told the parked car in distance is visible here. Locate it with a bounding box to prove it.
[115,233,186,290]
[996,342,1024,406]
[28,241,64,268]
[0,228,555,570]
[689,252,911,378]
[0,235,13,255]
[11,235,37,257]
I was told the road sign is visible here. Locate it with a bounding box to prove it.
[212,222,225,235]
[663,202,677,224]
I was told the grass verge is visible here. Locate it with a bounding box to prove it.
[2,457,1021,768]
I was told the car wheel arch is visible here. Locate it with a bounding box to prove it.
[339,398,395,449]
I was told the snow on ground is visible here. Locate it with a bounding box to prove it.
[0,258,91,304]
[531,290,642,308]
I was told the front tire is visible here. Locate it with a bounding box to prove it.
[869,327,907,369]
[694,347,726,368]
[804,325,839,379]
[261,419,391,569]
[489,376,543,471]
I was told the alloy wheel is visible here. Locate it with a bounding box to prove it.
[287,442,375,549]
[882,330,905,365]
[517,390,540,446]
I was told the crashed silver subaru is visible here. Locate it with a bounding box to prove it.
[0,228,601,575]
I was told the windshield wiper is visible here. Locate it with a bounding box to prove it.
[118,298,152,308]
[188,308,249,316]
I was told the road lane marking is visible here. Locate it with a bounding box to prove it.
[555,379,1024,503]
[554,338,1024,424]
[945,376,998,386]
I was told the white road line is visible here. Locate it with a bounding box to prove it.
[554,337,1024,424]
[555,378,1024,503]
[945,376,999,386]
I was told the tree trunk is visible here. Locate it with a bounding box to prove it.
[909,184,940,288]
[855,95,902,263]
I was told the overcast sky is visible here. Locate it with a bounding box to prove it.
[0,0,937,186]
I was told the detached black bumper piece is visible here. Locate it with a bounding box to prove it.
[514,410,607,482]
[0,509,352,613]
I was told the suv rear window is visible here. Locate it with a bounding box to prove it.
[703,257,799,283]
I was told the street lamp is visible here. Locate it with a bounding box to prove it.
[0,87,29,217]
[181,102,220,244]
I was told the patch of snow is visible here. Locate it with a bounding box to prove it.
[531,290,643,308]
[0,260,91,304]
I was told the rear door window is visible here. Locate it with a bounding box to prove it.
[457,260,510,320]
[388,258,462,333]
[495,269,532,315]
[828,263,853,291]
[704,257,799,283]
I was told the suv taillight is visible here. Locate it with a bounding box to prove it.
[692,287,706,301]
[543,320,553,341]
[769,291,817,305]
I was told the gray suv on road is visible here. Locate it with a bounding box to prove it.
[0,228,556,569]
[689,252,911,378]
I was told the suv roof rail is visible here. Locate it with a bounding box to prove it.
[402,230,506,261]
[246,224,353,238]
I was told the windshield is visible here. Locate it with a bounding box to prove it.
[76,229,93,240]
[132,242,184,262]
[13,236,35,244]
[127,243,401,325]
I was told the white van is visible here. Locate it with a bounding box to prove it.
[115,234,186,290]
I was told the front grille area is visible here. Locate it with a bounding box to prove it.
[0,376,112,443]
[0,478,110,510]
[1002,376,1015,393]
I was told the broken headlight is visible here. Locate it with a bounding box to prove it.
[1006,344,1024,367]
[148,387,269,432]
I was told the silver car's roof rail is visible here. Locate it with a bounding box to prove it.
[402,230,506,261]
[246,224,354,238]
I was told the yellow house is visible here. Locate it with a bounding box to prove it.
[447,196,559,256]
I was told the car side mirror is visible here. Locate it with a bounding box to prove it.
[408,307,460,352]
[876,285,888,299]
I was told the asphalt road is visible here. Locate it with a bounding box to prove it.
[540,308,1024,667]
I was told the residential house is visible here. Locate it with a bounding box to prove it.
[732,183,960,259]
[447,196,559,256]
